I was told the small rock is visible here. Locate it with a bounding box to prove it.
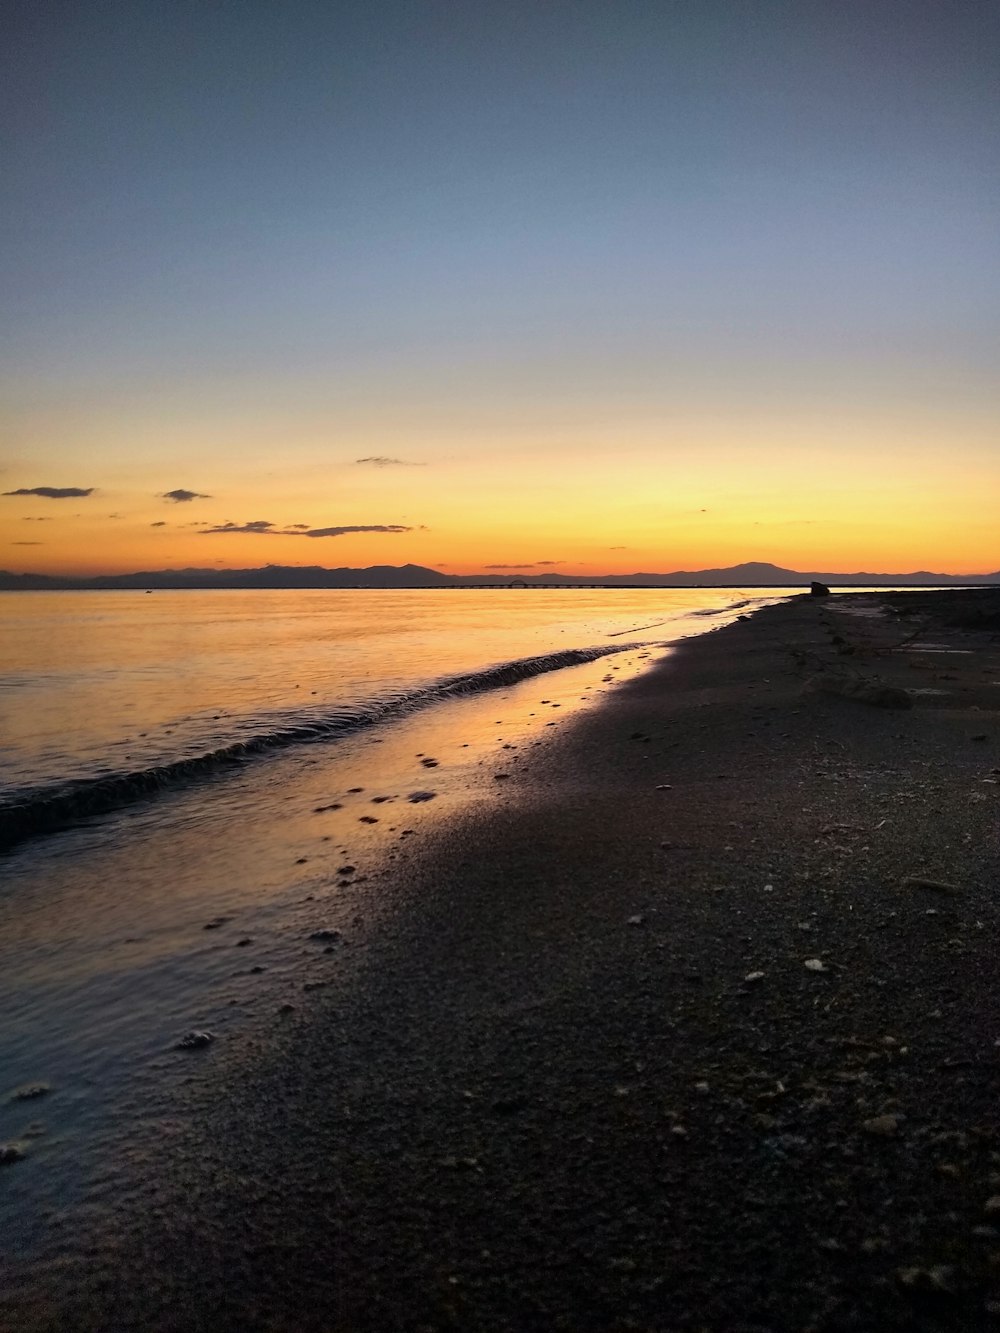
[11,1083,50,1102]
[862,1114,900,1137]
[407,791,436,803]
[0,1144,24,1166]
[626,914,645,926]
[175,1030,214,1051]
[336,865,356,875]
[745,971,765,983]
[278,1003,296,1015]
[804,958,827,972]
[309,929,342,942]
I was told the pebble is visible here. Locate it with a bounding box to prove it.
[745,971,765,982]
[309,929,342,942]
[175,1030,214,1051]
[626,914,645,926]
[804,958,827,972]
[862,1114,900,1137]
[11,1083,50,1101]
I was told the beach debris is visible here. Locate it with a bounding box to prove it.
[0,1144,25,1166]
[175,1030,214,1051]
[407,791,436,803]
[745,971,765,983]
[10,1083,50,1102]
[862,1114,900,1137]
[804,958,828,972]
[309,928,342,942]
[902,876,962,897]
[626,914,645,926]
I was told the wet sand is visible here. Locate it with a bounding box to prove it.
[4,590,1000,1332]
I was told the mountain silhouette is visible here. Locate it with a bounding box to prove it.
[0,561,996,591]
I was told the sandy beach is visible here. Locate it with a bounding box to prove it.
[4,589,999,1332]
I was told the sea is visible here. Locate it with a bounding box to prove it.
[0,586,794,1273]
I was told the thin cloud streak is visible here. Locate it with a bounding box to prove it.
[354,457,424,468]
[200,520,414,537]
[2,486,95,499]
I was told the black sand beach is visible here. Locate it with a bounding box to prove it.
[4,590,1000,1332]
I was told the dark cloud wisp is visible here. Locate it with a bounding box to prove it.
[2,486,95,499]
[354,457,424,468]
[201,521,414,538]
[162,489,211,503]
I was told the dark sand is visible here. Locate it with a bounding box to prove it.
[5,590,1000,1332]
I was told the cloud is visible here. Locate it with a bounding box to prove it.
[12,540,44,545]
[162,488,211,503]
[22,516,52,521]
[303,524,412,538]
[201,520,415,538]
[2,486,94,499]
[354,456,424,468]
[485,559,566,569]
[150,521,168,527]
[607,545,629,550]
[202,520,278,535]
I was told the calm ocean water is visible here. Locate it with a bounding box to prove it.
[0,587,791,841]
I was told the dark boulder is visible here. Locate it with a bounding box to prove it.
[810,581,831,597]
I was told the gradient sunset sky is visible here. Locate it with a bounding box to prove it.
[2,0,997,577]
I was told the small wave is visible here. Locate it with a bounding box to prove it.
[0,641,651,851]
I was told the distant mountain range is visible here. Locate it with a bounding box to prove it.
[1,561,997,590]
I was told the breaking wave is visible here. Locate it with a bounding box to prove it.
[0,641,651,851]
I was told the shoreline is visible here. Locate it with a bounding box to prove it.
[4,589,999,1331]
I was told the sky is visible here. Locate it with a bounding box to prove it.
[2,0,997,577]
